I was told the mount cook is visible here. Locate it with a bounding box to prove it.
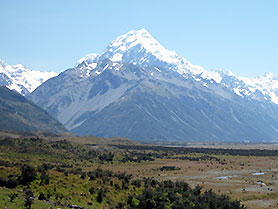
[26,29,278,141]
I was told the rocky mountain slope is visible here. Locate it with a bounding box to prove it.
[29,29,278,141]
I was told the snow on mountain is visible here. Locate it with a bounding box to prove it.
[207,69,278,104]
[73,29,278,105]
[98,28,213,79]
[104,28,182,64]
[73,53,100,79]
[76,53,98,66]
[30,28,278,141]
[72,29,278,104]
[76,29,223,84]
[241,72,278,104]
[0,59,58,95]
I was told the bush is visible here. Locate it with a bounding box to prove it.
[38,192,46,200]
[6,176,19,188]
[21,165,37,185]
[96,189,104,203]
[89,187,95,195]
[40,170,49,185]
[24,190,34,209]
[8,192,18,202]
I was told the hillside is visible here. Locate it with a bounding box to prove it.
[0,86,66,133]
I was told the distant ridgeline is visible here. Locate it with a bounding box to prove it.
[0,86,66,133]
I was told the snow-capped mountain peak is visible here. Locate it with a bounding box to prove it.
[93,28,212,80]
[76,53,98,67]
[241,72,278,104]
[0,59,8,69]
[0,59,58,95]
[105,28,181,64]
[75,29,278,104]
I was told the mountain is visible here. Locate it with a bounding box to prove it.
[0,59,58,95]
[29,29,278,141]
[240,72,278,103]
[205,70,278,104]
[0,86,66,133]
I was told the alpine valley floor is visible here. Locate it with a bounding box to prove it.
[0,131,278,208]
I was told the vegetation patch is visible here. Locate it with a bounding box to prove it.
[0,136,247,209]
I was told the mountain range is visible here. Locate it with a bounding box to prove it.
[0,59,57,95]
[3,29,278,141]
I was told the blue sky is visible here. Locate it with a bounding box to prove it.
[1,0,277,77]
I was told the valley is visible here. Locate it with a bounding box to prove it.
[1,2,278,209]
[107,145,278,209]
[0,131,277,208]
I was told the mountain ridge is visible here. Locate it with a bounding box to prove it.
[29,29,278,141]
[75,29,278,105]
[0,59,58,95]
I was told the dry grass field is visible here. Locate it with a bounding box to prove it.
[97,144,278,209]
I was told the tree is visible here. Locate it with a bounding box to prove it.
[21,165,37,185]
[89,187,95,195]
[38,192,47,200]
[24,190,34,209]
[96,189,104,203]
[193,184,202,196]
[39,170,49,185]
[8,192,18,202]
